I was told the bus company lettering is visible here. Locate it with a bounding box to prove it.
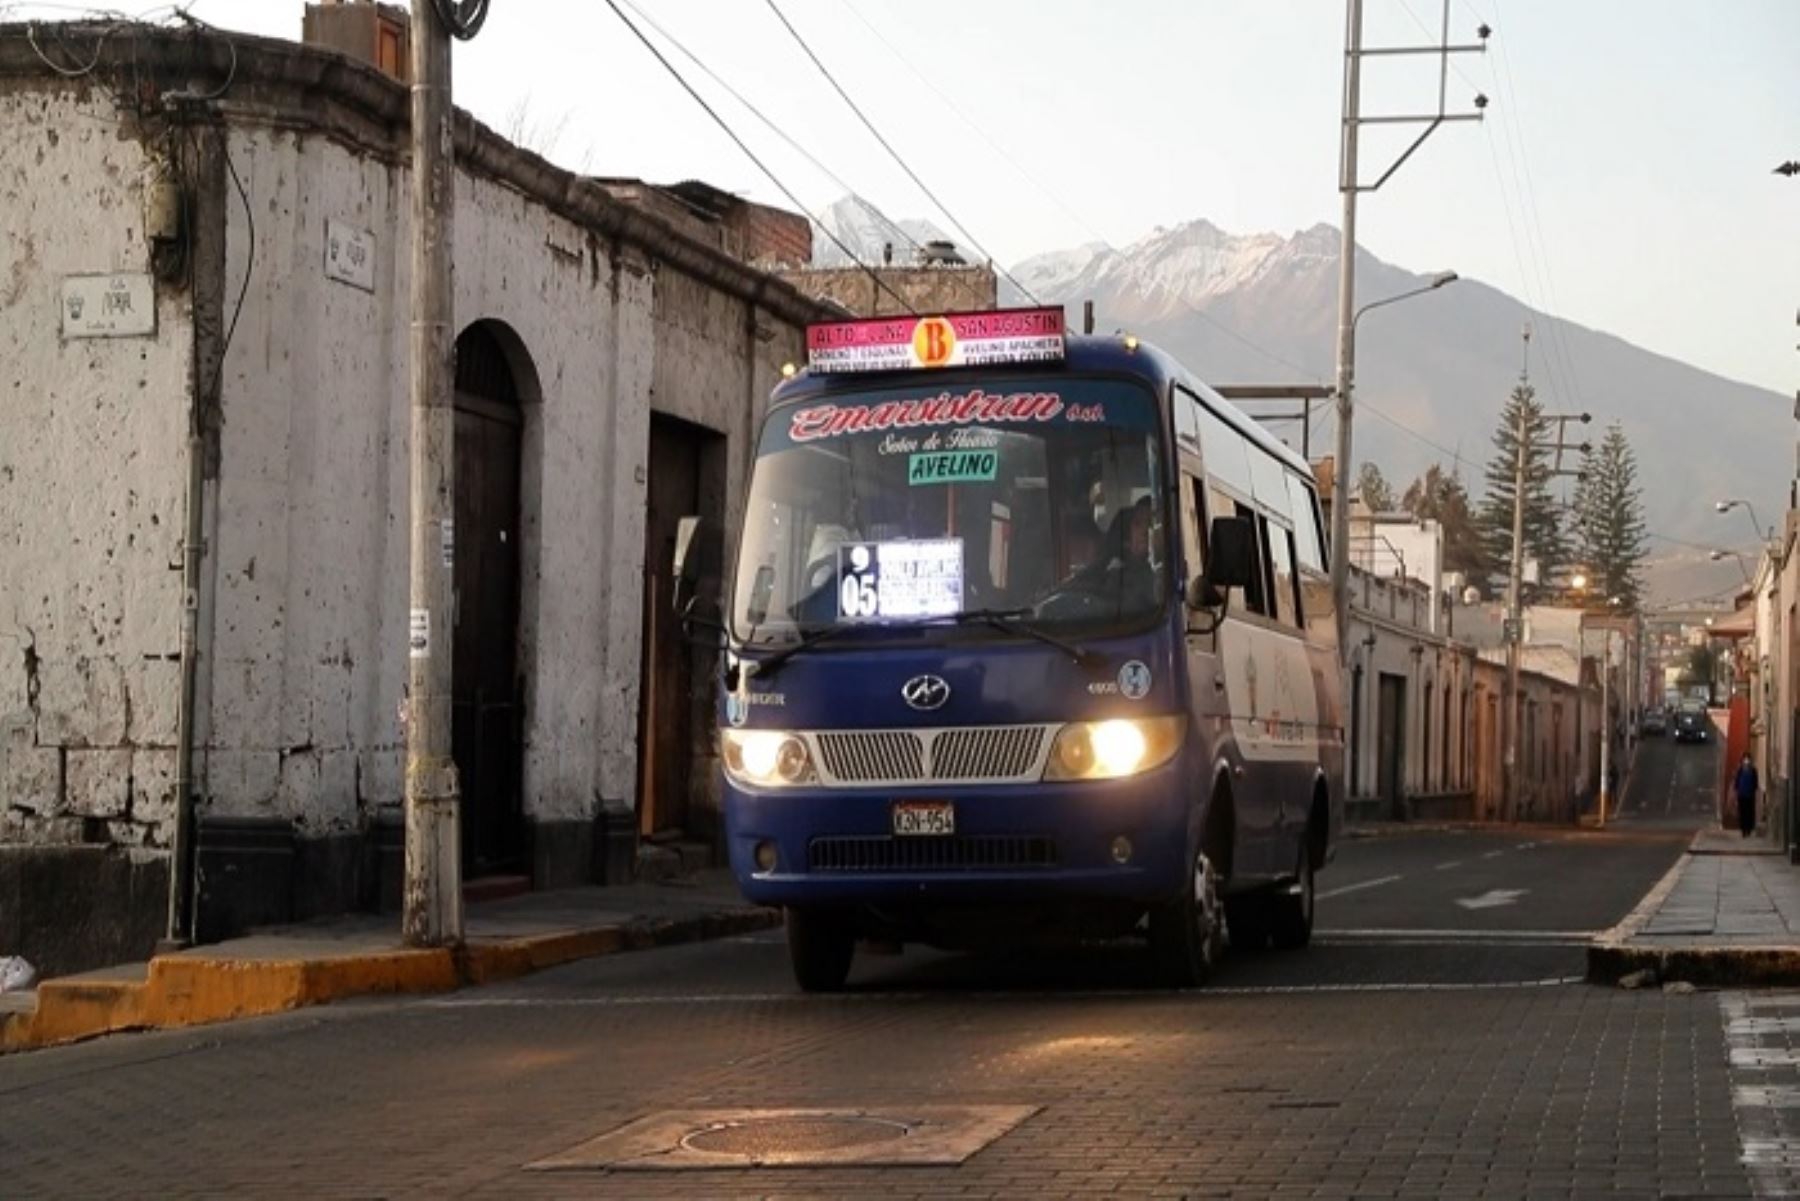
[789,390,1064,443]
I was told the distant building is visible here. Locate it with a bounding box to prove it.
[778,239,998,317]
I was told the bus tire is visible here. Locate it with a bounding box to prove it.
[786,907,854,992]
[1149,849,1224,987]
[1269,836,1315,950]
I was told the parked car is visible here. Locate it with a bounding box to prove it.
[1641,708,1667,736]
[1673,703,1709,744]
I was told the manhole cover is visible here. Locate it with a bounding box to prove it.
[528,1105,1040,1171]
[683,1115,911,1156]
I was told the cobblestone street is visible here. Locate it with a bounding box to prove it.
[4,814,1765,1199]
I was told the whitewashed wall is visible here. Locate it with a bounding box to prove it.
[0,87,188,848]
[196,121,803,838]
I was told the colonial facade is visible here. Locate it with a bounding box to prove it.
[0,20,821,972]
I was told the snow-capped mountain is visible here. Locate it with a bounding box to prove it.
[811,195,956,269]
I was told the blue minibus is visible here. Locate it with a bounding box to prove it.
[675,307,1344,990]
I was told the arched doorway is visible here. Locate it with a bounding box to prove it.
[453,321,528,879]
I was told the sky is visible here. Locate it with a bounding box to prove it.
[25,0,1800,395]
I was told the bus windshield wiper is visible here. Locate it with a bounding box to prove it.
[739,608,1097,683]
[952,608,1101,668]
[736,622,865,682]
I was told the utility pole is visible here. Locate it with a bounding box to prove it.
[1500,325,1589,820]
[1330,0,1487,659]
[1502,399,1529,820]
[404,0,466,946]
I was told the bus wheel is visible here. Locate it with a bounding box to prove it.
[1270,838,1315,950]
[1149,850,1224,987]
[786,908,854,992]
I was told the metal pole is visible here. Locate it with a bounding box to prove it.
[1575,621,1584,822]
[1502,406,1527,821]
[164,428,205,948]
[404,0,463,947]
[1599,630,1611,827]
[1330,0,1364,664]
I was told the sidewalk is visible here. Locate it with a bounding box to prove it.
[1,870,776,1054]
[1589,827,1800,986]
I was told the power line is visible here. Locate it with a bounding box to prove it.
[599,0,915,315]
[614,0,928,266]
[840,0,1113,252]
[760,0,1039,305]
[1486,3,1587,415]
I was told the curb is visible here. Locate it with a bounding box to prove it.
[1586,854,1800,987]
[1,905,779,1054]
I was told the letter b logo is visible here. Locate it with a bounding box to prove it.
[912,317,956,368]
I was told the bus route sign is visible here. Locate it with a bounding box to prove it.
[806,308,1066,374]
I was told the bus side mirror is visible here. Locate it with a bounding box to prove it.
[1189,514,1254,609]
[746,564,774,627]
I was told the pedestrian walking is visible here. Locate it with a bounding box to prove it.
[1734,752,1759,837]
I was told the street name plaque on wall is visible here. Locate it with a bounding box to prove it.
[324,219,376,293]
[60,273,155,339]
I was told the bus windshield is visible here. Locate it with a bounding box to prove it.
[732,377,1168,646]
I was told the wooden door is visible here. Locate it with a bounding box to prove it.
[452,327,525,877]
[1377,674,1406,819]
[638,415,703,837]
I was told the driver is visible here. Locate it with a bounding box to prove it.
[1060,495,1157,611]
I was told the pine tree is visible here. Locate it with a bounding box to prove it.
[1573,422,1648,611]
[1355,462,1395,512]
[1477,381,1569,600]
[1403,464,1493,586]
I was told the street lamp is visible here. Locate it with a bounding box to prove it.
[1716,498,1770,545]
[1710,548,1754,586]
[1330,270,1460,656]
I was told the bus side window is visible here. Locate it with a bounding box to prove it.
[1182,474,1208,582]
[1233,500,1271,618]
[1267,521,1301,627]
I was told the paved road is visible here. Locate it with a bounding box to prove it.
[1619,729,1724,828]
[3,757,1781,1198]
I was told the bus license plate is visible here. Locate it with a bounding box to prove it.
[892,801,954,837]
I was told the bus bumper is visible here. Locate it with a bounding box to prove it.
[723,761,1191,910]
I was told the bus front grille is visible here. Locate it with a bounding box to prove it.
[808,835,1059,872]
[811,725,1052,786]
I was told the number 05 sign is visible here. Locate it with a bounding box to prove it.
[837,539,964,621]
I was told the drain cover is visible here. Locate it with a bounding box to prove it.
[528,1105,1039,1171]
[683,1114,911,1156]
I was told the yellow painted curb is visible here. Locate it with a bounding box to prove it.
[3,906,781,1054]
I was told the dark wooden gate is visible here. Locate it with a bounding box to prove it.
[452,323,525,878]
[637,414,706,838]
[1377,673,1407,820]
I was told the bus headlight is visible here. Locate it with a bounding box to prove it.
[1044,716,1185,781]
[722,729,817,787]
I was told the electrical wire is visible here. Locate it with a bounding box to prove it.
[1486,1,1587,414]
[24,19,114,75]
[841,0,1112,254]
[599,0,915,316]
[760,0,1040,306]
[215,144,253,404]
[612,0,929,266]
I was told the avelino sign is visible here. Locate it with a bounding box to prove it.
[805,307,1066,374]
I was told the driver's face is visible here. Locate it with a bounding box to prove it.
[1126,508,1149,558]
